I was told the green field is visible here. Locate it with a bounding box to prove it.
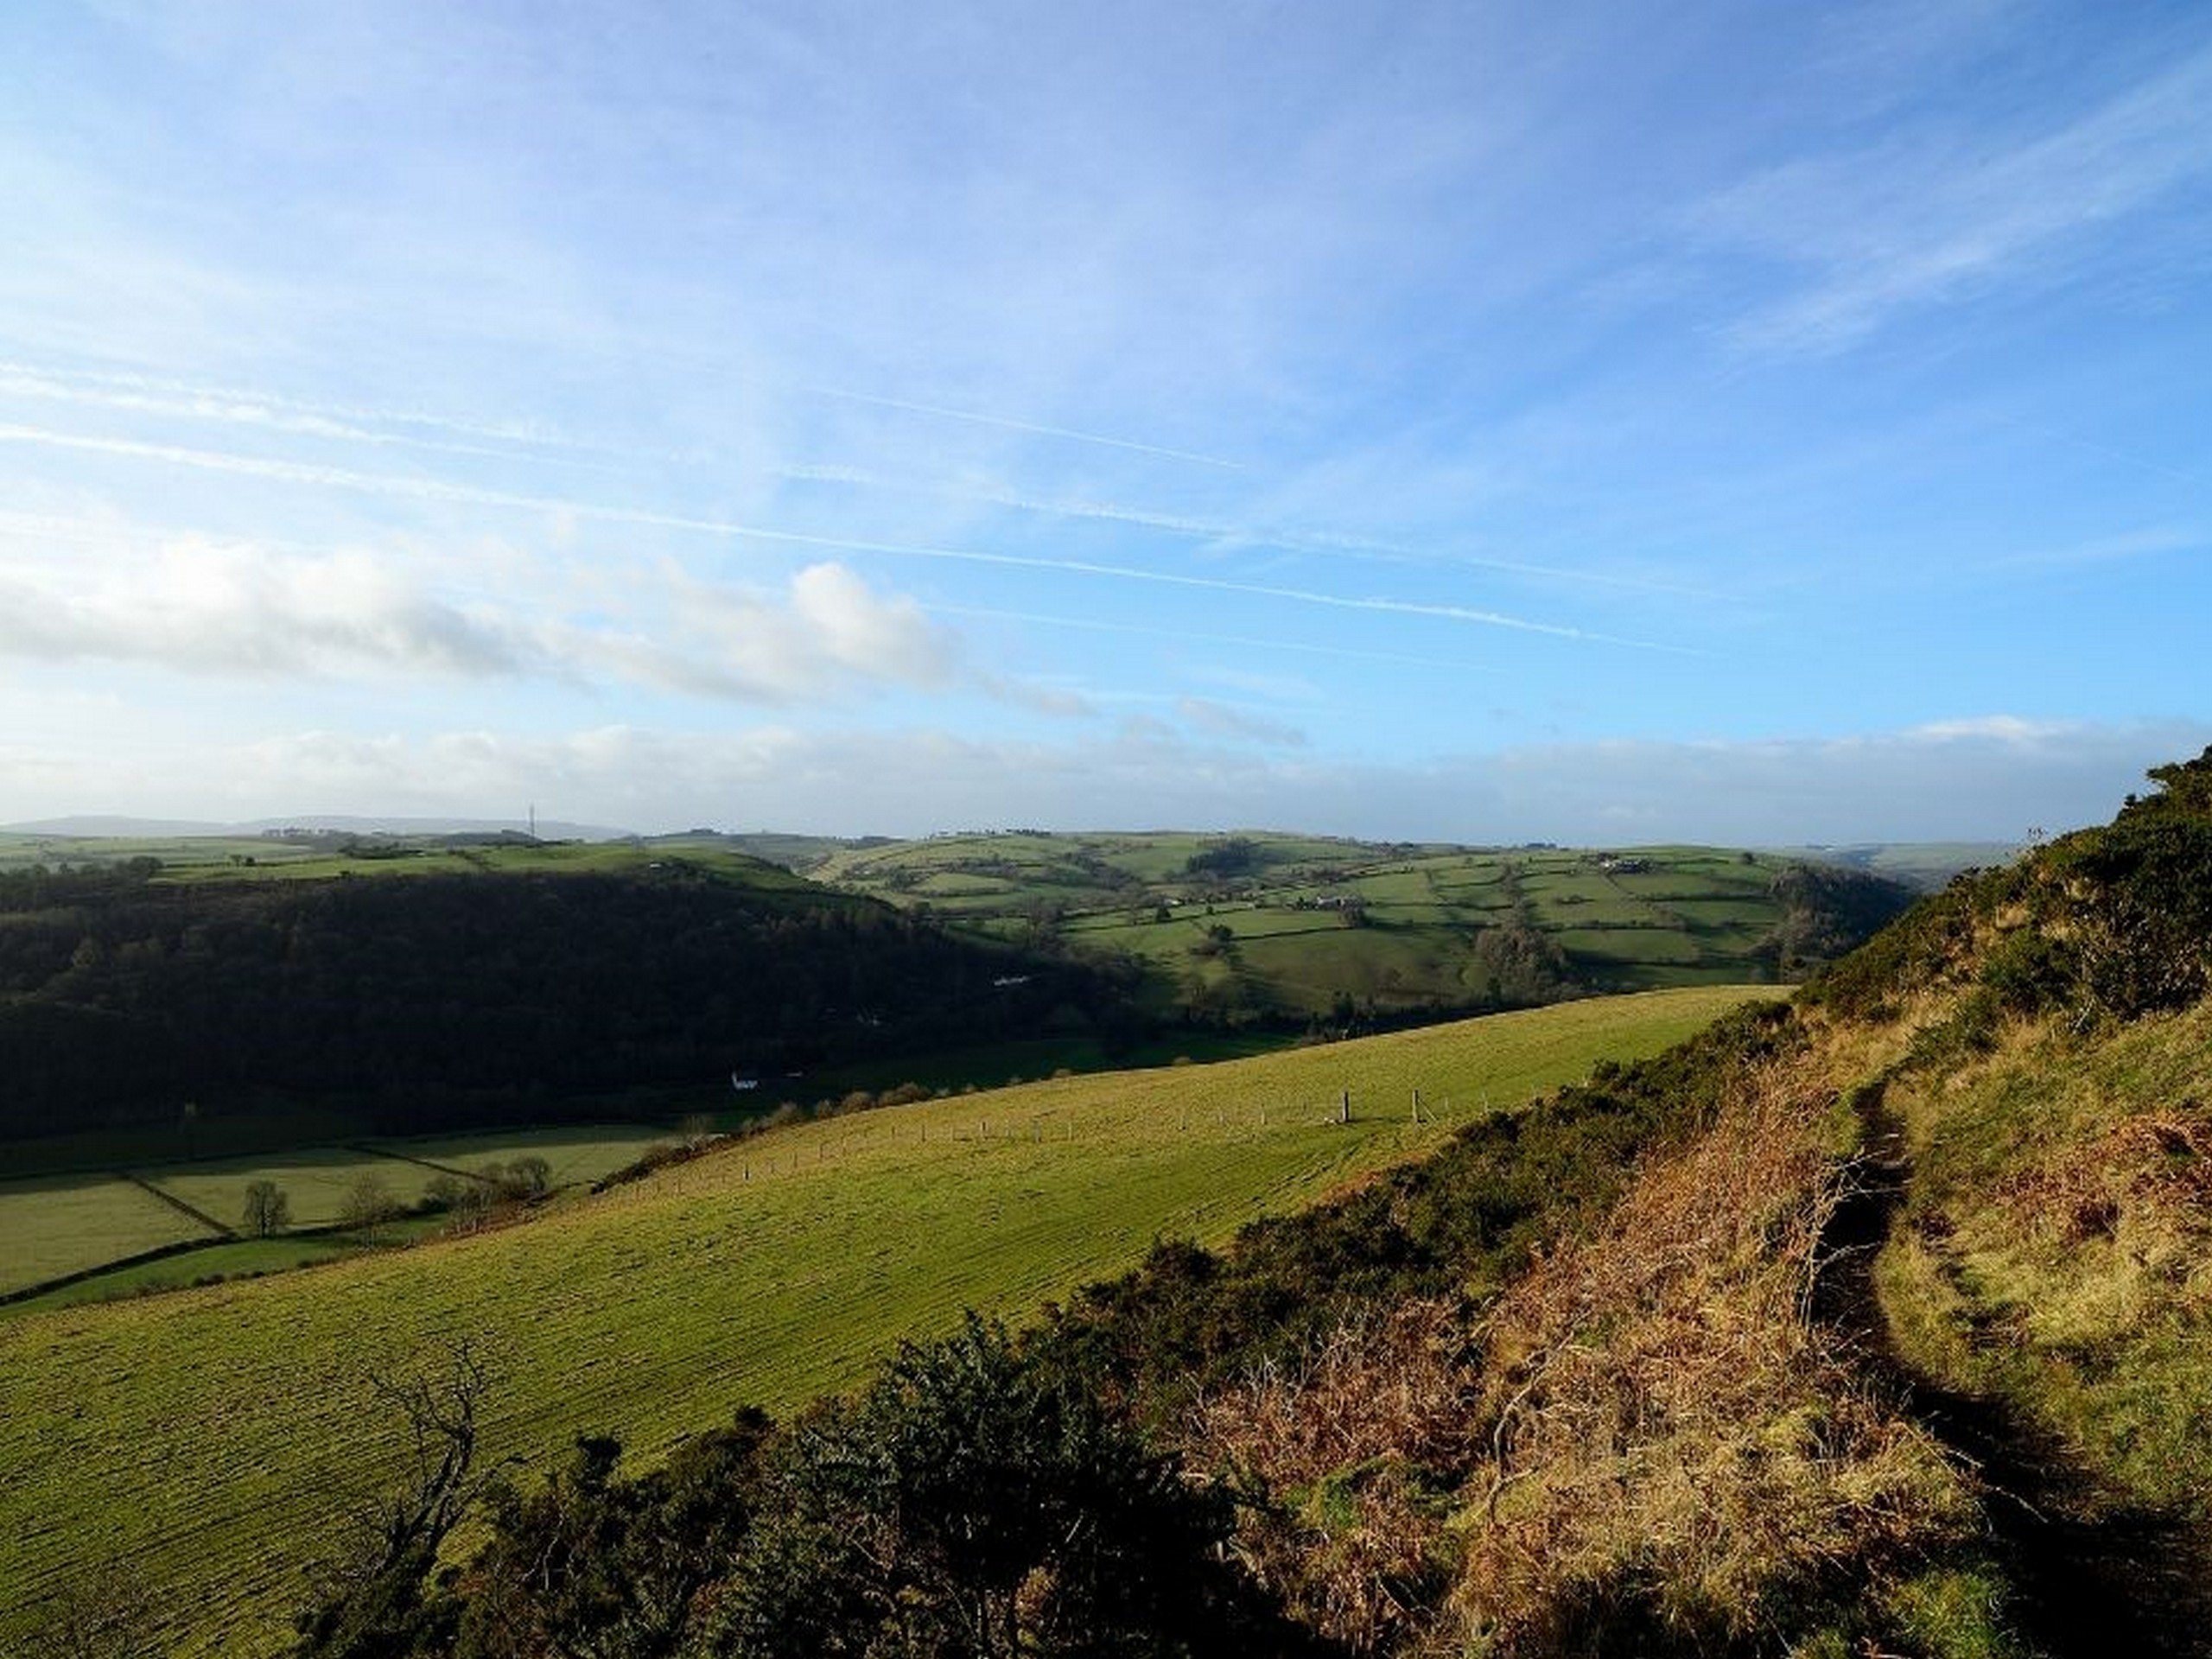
[809,831,1891,1019]
[0,986,1771,1654]
[6,1233,380,1313]
[144,1145,431,1231]
[1,1126,681,1308]
[0,1175,217,1294]
[370,1122,682,1188]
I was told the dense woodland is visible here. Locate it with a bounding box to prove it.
[273,750,2212,1657]
[0,857,1137,1141]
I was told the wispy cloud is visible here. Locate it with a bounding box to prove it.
[927,604,1510,675]
[1975,526,2204,574]
[1175,696,1307,748]
[797,384,1244,470]
[787,462,1716,597]
[0,357,619,456]
[1700,40,2212,353]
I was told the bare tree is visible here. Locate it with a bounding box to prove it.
[296,1338,509,1656]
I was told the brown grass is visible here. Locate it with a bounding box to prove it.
[1448,1057,1980,1652]
[1192,1300,1478,1652]
[1991,1107,2212,1247]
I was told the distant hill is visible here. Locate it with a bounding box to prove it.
[800,830,1915,1022]
[3,812,630,841]
[1770,839,2019,889]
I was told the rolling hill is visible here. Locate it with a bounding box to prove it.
[696,829,1917,1020]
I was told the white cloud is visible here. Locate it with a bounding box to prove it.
[633,563,958,705]
[14,715,2202,847]
[0,537,530,678]
[1905,714,2074,743]
[0,519,959,709]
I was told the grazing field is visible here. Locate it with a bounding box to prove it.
[144,1146,429,1231]
[0,986,1772,1655]
[0,1175,217,1295]
[6,1233,371,1313]
[371,1122,681,1188]
[6,1125,683,1303]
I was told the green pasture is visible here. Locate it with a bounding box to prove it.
[15,1126,680,1300]
[785,1028,1286,1100]
[1553,925,1707,966]
[372,1122,678,1188]
[8,1234,367,1313]
[145,1146,431,1231]
[0,986,1773,1655]
[0,1175,217,1295]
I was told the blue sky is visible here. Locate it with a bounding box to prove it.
[2,0,2208,842]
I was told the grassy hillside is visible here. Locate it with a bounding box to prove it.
[0,985,1769,1655]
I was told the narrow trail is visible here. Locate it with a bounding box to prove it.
[1817,1079,2212,1659]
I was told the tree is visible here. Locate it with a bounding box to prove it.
[242,1179,291,1237]
[340,1173,399,1242]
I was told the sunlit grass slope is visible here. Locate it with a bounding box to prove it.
[0,986,1769,1654]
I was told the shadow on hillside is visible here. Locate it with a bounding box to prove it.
[1815,1079,2212,1659]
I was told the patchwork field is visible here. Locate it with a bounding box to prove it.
[0,1174,216,1295]
[812,832,1896,1018]
[3,1124,684,1309]
[144,1145,429,1231]
[0,986,1771,1654]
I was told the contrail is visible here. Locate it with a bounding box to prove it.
[0,424,1685,652]
[0,366,625,473]
[787,462,1716,598]
[0,357,620,456]
[798,385,1245,470]
[5,359,1694,596]
[925,603,1510,674]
